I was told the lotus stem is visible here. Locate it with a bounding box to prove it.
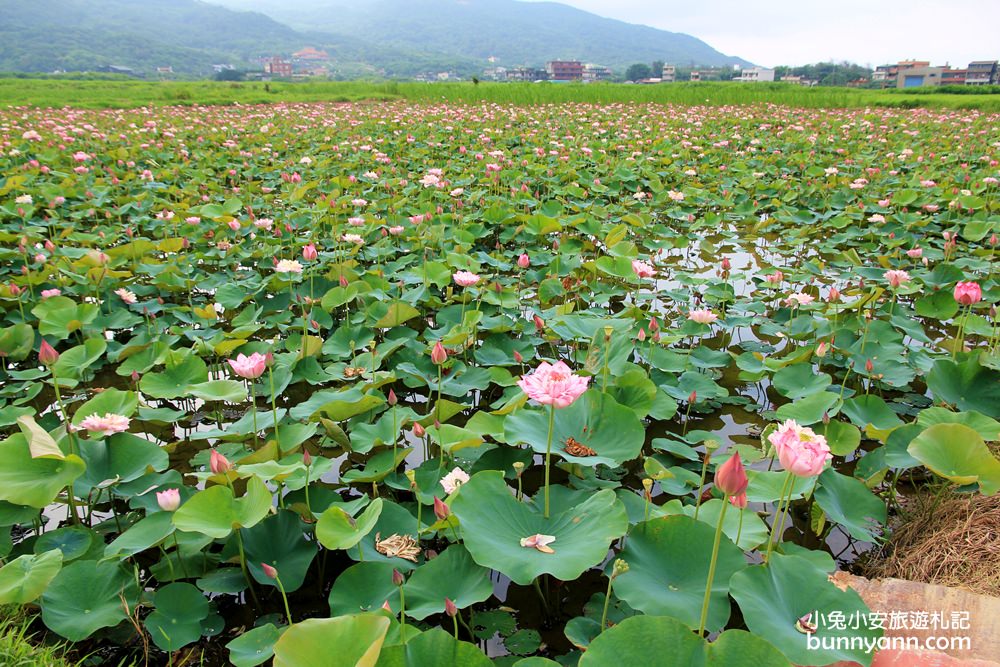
[765,471,794,564]
[543,403,555,519]
[268,363,280,453]
[275,572,293,626]
[697,499,729,636]
[249,381,258,449]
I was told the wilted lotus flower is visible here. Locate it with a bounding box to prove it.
[519,534,556,553]
[440,467,470,494]
[884,270,910,289]
[78,413,130,436]
[115,288,137,304]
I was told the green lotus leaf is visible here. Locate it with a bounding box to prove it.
[774,391,841,425]
[241,510,317,592]
[0,433,86,508]
[40,559,140,641]
[32,296,99,340]
[730,553,879,666]
[374,628,491,667]
[144,582,209,652]
[915,407,1000,441]
[450,471,628,586]
[172,476,272,538]
[52,337,107,384]
[841,395,904,431]
[0,323,34,361]
[35,526,97,562]
[685,498,769,550]
[772,364,832,399]
[815,419,861,456]
[504,389,644,467]
[926,358,1000,418]
[272,614,390,667]
[139,353,209,399]
[0,549,62,604]
[579,615,790,666]
[342,449,412,484]
[813,469,887,541]
[188,380,249,402]
[105,511,176,559]
[907,423,1000,495]
[317,497,383,551]
[75,432,169,493]
[612,516,745,632]
[398,545,493,620]
[227,623,284,667]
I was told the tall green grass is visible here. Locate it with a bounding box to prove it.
[0,606,81,667]
[2,78,1000,111]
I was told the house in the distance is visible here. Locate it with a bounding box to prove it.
[545,60,584,81]
[293,47,329,62]
[507,66,547,81]
[736,67,775,82]
[897,65,944,88]
[661,64,676,82]
[966,60,998,85]
[582,64,612,82]
[264,57,293,78]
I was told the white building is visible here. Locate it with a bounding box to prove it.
[736,67,775,82]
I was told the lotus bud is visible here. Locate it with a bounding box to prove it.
[130,370,140,383]
[339,275,349,287]
[381,600,392,611]
[815,341,828,357]
[39,339,59,366]
[303,450,312,466]
[649,317,659,332]
[513,350,523,363]
[828,287,840,302]
[387,388,398,406]
[392,569,404,586]
[714,453,748,496]
[209,449,233,474]
[9,283,22,297]
[433,496,450,521]
[517,253,530,268]
[444,597,458,617]
[533,314,544,332]
[262,563,278,579]
[865,358,874,373]
[412,422,426,438]
[822,411,830,425]
[431,341,448,365]
[720,257,731,271]
[729,492,748,509]
[688,390,697,404]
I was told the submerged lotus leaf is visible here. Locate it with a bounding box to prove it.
[450,471,628,585]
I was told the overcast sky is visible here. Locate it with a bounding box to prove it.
[526,0,1000,68]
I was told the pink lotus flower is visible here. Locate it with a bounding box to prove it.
[388,226,404,235]
[767,419,831,477]
[519,533,556,553]
[440,467,470,494]
[632,259,656,279]
[78,413,130,436]
[41,288,61,299]
[906,247,922,258]
[763,271,784,286]
[156,489,181,512]
[884,270,910,289]
[431,341,448,365]
[517,253,530,269]
[688,309,718,325]
[517,360,590,408]
[954,281,981,306]
[227,352,267,379]
[453,271,481,287]
[302,244,318,261]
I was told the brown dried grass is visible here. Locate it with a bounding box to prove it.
[860,491,1000,597]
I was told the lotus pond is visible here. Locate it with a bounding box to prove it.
[0,101,998,667]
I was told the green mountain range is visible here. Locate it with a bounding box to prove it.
[0,0,749,78]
